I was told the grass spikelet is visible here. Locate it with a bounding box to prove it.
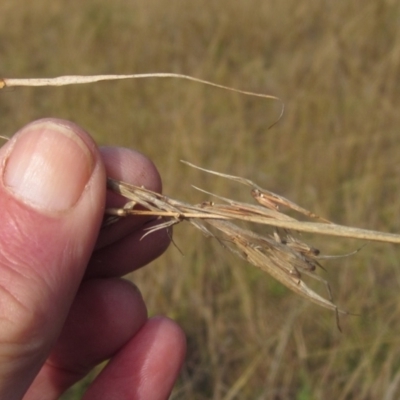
[105,161,400,330]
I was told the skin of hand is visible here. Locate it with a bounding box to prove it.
[0,119,186,400]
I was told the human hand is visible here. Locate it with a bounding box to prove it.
[0,119,186,400]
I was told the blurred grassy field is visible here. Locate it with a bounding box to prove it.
[2,0,400,398]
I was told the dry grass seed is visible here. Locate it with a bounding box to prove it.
[2,73,400,331]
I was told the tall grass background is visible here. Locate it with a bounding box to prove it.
[2,0,400,398]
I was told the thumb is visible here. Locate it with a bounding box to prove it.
[0,119,106,399]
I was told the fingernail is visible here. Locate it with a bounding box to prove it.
[3,121,95,211]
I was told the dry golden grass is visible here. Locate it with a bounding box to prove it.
[2,0,400,398]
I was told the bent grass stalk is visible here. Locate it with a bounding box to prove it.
[2,73,400,329]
